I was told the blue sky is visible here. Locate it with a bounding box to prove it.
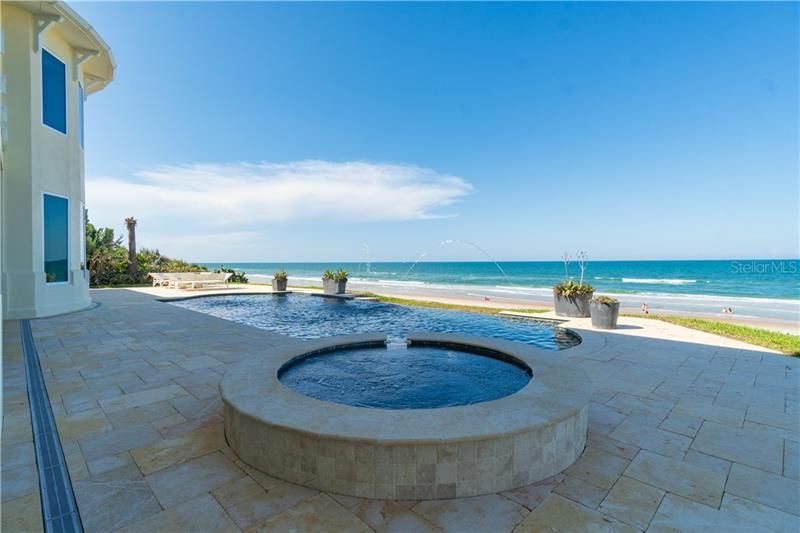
[76,1,798,262]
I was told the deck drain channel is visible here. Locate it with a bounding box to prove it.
[21,320,84,533]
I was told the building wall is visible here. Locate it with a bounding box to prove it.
[0,0,5,424]
[1,4,91,318]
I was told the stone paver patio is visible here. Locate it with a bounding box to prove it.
[2,287,798,532]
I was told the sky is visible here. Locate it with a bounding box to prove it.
[75,1,799,263]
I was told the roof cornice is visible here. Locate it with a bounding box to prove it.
[10,1,115,95]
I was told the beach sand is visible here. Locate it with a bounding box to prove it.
[340,286,800,336]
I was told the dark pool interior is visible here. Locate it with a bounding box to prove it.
[170,294,581,350]
[278,343,532,409]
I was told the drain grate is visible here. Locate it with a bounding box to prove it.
[20,320,84,533]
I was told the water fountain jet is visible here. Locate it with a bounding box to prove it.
[441,239,516,286]
[405,251,428,277]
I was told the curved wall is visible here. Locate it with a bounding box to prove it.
[1,4,106,318]
[222,333,591,500]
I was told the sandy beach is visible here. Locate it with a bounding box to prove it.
[330,280,800,336]
[363,288,799,335]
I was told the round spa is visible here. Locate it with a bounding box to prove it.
[221,332,591,500]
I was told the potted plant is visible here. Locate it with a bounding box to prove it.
[333,268,349,294]
[322,269,337,294]
[590,296,620,329]
[553,251,594,317]
[322,269,348,294]
[272,270,288,292]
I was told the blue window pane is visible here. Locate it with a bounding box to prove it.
[42,50,67,133]
[78,83,84,147]
[44,194,69,283]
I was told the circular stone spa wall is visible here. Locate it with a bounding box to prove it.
[221,332,590,500]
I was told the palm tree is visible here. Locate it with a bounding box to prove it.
[125,217,137,279]
[85,220,124,285]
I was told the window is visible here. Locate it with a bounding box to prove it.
[78,83,84,147]
[44,194,69,283]
[42,49,67,134]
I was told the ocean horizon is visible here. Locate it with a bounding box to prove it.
[198,260,800,323]
[199,259,799,298]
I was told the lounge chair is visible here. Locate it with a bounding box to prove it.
[172,272,232,289]
[148,272,170,287]
[148,272,231,289]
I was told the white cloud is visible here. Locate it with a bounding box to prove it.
[86,160,473,234]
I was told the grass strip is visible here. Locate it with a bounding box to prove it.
[365,293,548,316]
[91,283,151,288]
[627,314,800,357]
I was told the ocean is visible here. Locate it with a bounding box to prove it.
[198,260,800,323]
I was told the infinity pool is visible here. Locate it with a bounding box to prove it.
[278,343,532,409]
[170,294,580,350]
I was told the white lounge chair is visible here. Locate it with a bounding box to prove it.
[148,272,232,289]
[172,272,232,289]
[148,272,170,287]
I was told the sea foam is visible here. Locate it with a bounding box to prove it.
[622,278,697,285]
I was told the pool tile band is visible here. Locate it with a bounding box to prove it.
[405,338,533,375]
[20,320,84,533]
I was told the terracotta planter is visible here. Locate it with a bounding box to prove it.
[553,289,593,318]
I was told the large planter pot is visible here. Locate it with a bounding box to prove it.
[590,300,620,329]
[323,279,347,295]
[272,279,288,292]
[323,279,337,294]
[553,290,593,318]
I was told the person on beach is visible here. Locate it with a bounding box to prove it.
[642,303,649,315]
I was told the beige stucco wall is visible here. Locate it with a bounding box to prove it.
[0,0,4,423]
[1,4,96,318]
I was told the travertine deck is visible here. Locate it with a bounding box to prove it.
[2,288,798,532]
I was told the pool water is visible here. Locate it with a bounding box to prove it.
[170,294,580,350]
[279,344,532,409]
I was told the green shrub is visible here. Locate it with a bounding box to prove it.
[86,220,128,285]
[85,214,208,287]
[593,295,618,305]
[215,266,248,284]
[554,279,594,298]
[555,250,593,297]
[322,269,336,281]
[273,270,288,282]
[138,248,207,275]
[334,269,349,283]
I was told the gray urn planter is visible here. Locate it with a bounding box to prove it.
[272,279,288,292]
[590,300,620,329]
[323,279,347,295]
[553,290,593,318]
[323,279,337,294]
